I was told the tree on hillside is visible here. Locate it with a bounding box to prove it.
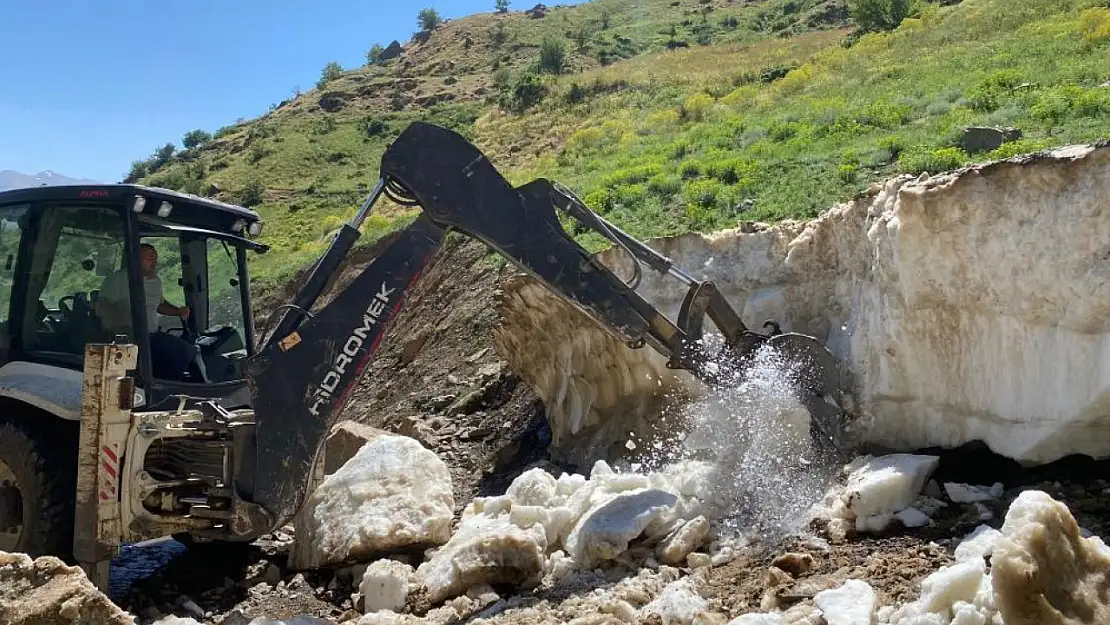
[538,37,567,74]
[182,129,212,150]
[317,61,343,89]
[496,0,510,13]
[850,0,912,32]
[153,143,176,168]
[418,7,443,32]
[366,43,385,65]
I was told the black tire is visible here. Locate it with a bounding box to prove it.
[0,413,79,560]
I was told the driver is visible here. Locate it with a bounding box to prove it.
[98,243,195,380]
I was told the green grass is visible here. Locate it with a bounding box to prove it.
[135,0,1110,289]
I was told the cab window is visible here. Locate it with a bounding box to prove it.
[22,203,130,362]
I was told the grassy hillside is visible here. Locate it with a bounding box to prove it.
[131,0,1110,289]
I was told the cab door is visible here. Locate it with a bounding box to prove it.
[15,201,135,371]
[0,202,31,365]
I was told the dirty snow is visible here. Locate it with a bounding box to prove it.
[880,489,1110,625]
[0,551,136,625]
[991,489,1110,624]
[290,434,455,570]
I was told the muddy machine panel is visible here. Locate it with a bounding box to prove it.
[73,343,138,589]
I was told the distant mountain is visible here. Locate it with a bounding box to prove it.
[0,170,99,191]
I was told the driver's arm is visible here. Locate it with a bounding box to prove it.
[158,299,189,319]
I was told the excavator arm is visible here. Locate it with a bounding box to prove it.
[238,121,845,531]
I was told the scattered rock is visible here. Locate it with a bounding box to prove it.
[959,125,1022,153]
[0,552,135,625]
[770,552,815,577]
[323,420,389,475]
[528,3,548,18]
[398,334,428,366]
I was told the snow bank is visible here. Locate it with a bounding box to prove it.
[415,460,716,603]
[493,144,1110,466]
[0,551,136,625]
[290,434,455,570]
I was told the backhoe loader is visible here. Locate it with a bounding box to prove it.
[0,121,845,589]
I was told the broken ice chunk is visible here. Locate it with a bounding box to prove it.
[814,579,876,625]
[564,488,679,568]
[841,454,940,519]
[640,578,709,625]
[656,516,711,566]
[290,434,454,570]
[944,482,1004,504]
[917,559,987,616]
[359,559,415,614]
[856,513,894,533]
[415,513,548,603]
[953,525,1003,563]
[506,468,559,507]
[896,507,931,528]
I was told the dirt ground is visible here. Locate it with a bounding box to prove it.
[109,237,1110,623]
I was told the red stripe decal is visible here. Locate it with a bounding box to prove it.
[103,460,117,479]
[102,445,118,463]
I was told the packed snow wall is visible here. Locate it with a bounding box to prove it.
[492,143,1110,467]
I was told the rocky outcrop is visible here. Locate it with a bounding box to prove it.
[493,144,1110,466]
[0,551,135,624]
[959,126,1023,154]
[379,40,404,62]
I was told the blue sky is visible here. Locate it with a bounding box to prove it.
[0,0,567,183]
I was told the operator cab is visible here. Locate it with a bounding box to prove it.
[0,184,267,412]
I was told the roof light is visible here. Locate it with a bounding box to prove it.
[248,221,263,237]
[231,219,247,233]
[157,201,173,218]
[132,196,147,213]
